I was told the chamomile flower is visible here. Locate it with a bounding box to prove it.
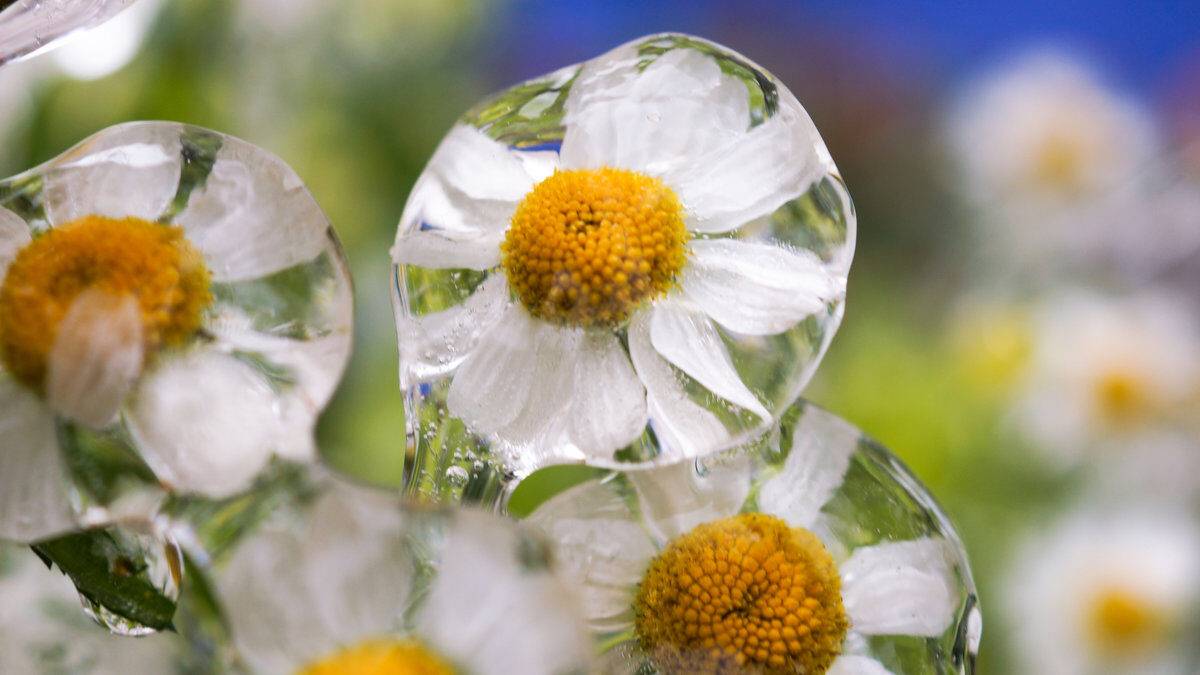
[947,50,1156,269]
[1014,290,1200,466]
[394,34,854,479]
[0,122,352,543]
[1005,506,1200,675]
[213,477,594,675]
[0,0,142,66]
[0,543,182,673]
[525,402,977,674]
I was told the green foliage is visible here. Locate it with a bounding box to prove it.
[507,465,611,518]
[32,530,177,632]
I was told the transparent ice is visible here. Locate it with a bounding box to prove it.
[176,469,596,675]
[394,33,855,504]
[520,401,979,674]
[0,0,138,66]
[0,121,353,632]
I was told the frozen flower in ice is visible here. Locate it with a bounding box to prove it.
[213,477,593,675]
[947,50,1156,267]
[0,543,183,673]
[394,34,853,480]
[1014,290,1200,466]
[0,0,144,66]
[1005,506,1200,675]
[0,122,352,543]
[525,402,976,674]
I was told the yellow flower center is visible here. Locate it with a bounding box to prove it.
[501,168,689,328]
[1087,587,1168,656]
[1032,134,1086,192]
[635,513,849,674]
[1094,368,1151,425]
[298,639,455,675]
[0,215,212,392]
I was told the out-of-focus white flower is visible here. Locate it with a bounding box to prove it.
[948,50,1157,265]
[0,543,181,673]
[1005,506,1200,675]
[394,36,850,466]
[526,408,962,674]
[215,479,594,675]
[1014,290,1200,467]
[0,122,353,542]
[1073,155,1200,280]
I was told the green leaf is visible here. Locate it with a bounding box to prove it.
[507,464,610,519]
[32,530,177,632]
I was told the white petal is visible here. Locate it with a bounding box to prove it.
[419,510,593,675]
[669,101,825,233]
[447,305,575,444]
[841,538,960,637]
[428,124,542,202]
[627,456,752,544]
[828,655,896,675]
[207,310,352,463]
[649,302,769,419]
[563,46,825,232]
[391,219,507,270]
[567,333,648,458]
[628,312,731,460]
[0,206,30,282]
[43,123,182,225]
[759,404,858,527]
[524,481,656,634]
[175,137,329,282]
[397,274,510,386]
[300,486,412,658]
[492,322,579,449]
[126,349,281,498]
[392,125,541,271]
[682,238,842,336]
[446,305,538,432]
[221,527,333,673]
[0,377,76,543]
[220,482,410,674]
[562,48,750,177]
[45,289,143,430]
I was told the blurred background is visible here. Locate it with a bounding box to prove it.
[2,0,1199,672]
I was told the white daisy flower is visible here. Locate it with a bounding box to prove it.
[0,543,183,673]
[393,34,854,477]
[0,0,142,66]
[0,122,353,543]
[947,50,1157,267]
[1014,289,1200,466]
[525,402,976,674]
[214,476,594,675]
[1005,506,1200,675]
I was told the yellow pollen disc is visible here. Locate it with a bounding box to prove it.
[1094,368,1151,425]
[501,167,689,328]
[0,215,212,392]
[635,513,849,675]
[1087,587,1168,656]
[1032,134,1086,192]
[298,639,455,675]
